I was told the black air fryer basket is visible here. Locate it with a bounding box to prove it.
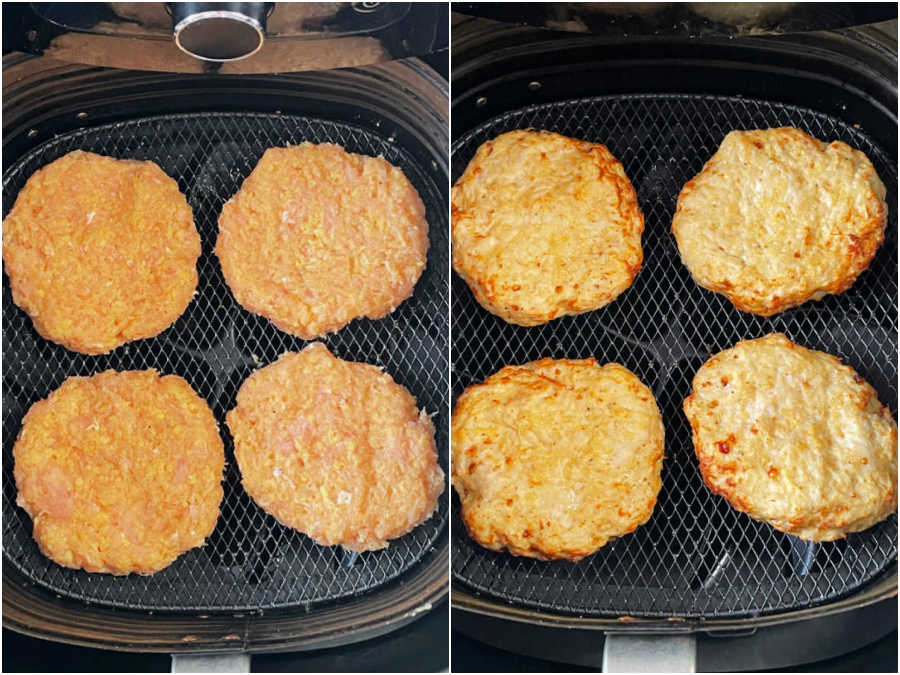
[450,6,897,671]
[2,2,449,655]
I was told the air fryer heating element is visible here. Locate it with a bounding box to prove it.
[2,112,449,612]
[451,94,897,618]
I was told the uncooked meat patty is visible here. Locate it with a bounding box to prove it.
[684,333,897,541]
[2,150,200,354]
[215,143,429,339]
[13,370,224,575]
[672,128,887,316]
[226,342,444,551]
[452,358,664,560]
[451,129,644,326]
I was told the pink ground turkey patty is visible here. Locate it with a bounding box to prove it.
[226,342,445,551]
[13,370,224,575]
[215,143,429,339]
[2,151,200,354]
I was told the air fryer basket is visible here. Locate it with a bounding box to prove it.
[2,112,448,612]
[2,56,448,651]
[451,87,897,616]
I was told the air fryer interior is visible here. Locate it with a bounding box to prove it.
[2,56,449,652]
[451,92,897,619]
[7,3,449,74]
[450,15,898,627]
[3,111,448,612]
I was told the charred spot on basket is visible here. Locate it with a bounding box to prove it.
[720,377,729,386]
[768,466,779,478]
[853,374,865,384]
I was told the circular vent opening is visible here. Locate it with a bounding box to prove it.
[174,11,264,61]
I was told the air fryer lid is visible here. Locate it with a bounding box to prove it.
[7,2,447,73]
[453,2,897,38]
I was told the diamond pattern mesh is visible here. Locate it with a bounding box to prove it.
[450,94,897,618]
[2,112,448,611]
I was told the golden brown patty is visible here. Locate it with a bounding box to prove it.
[13,370,224,575]
[451,129,644,326]
[684,333,897,541]
[451,358,664,560]
[215,143,429,340]
[672,128,887,316]
[2,151,200,354]
[226,342,445,551]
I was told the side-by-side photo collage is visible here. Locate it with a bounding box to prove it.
[1,2,897,673]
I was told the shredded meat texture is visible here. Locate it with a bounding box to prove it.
[226,342,445,551]
[452,358,664,561]
[672,127,888,316]
[684,333,897,541]
[451,129,644,326]
[13,370,224,575]
[2,150,200,354]
[215,143,429,339]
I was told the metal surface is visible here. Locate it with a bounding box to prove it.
[2,111,449,612]
[602,634,697,673]
[29,2,410,38]
[171,653,251,672]
[451,597,898,671]
[453,3,897,38]
[451,94,898,619]
[172,4,268,62]
[5,3,448,75]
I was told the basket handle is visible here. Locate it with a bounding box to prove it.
[603,634,696,673]
[170,653,251,672]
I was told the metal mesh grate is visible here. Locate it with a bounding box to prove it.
[2,112,448,612]
[450,94,897,618]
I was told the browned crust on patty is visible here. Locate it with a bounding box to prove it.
[452,358,664,560]
[451,129,644,326]
[684,334,897,541]
[672,128,888,316]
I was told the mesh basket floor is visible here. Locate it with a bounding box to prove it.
[2,112,449,612]
[450,94,898,619]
